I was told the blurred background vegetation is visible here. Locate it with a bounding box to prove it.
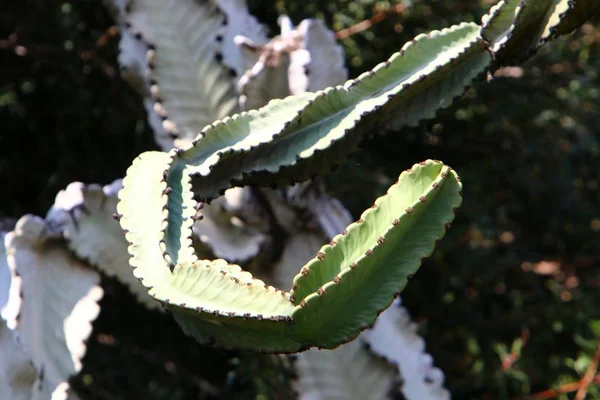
[1,0,599,399]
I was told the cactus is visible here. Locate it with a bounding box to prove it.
[236,15,348,111]
[45,181,161,310]
[1,218,102,399]
[271,233,450,399]
[0,0,596,398]
[114,0,592,352]
[114,1,483,352]
[481,0,599,64]
[0,320,38,400]
[119,153,461,352]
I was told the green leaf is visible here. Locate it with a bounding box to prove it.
[589,319,600,338]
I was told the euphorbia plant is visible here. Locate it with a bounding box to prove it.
[1,0,597,398]
[115,0,599,352]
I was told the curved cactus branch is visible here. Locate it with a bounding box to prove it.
[119,156,461,352]
[275,235,396,399]
[113,1,596,353]
[117,22,486,352]
[542,0,599,41]
[481,0,599,64]
[290,162,461,348]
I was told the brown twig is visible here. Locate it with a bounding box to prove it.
[575,340,600,400]
[335,3,407,40]
[518,375,600,399]
[516,342,600,400]
[502,328,530,371]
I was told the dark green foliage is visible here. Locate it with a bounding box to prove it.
[0,1,157,218]
[1,0,599,398]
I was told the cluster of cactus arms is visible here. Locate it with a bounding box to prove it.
[116,0,597,352]
[1,0,598,399]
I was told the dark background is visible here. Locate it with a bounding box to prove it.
[1,1,599,398]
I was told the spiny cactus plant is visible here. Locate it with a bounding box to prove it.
[1,0,597,399]
[114,19,477,352]
[112,7,454,393]
[115,0,597,352]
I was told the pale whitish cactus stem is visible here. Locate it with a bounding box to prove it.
[212,0,269,75]
[0,321,38,400]
[236,15,348,112]
[292,338,401,400]
[0,230,21,330]
[1,233,37,400]
[363,299,450,400]
[192,187,269,262]
[3,216,102,399]
[111,0,241,149]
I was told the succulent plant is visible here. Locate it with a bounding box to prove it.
[1,0,596,398]
[116,0,597,352]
